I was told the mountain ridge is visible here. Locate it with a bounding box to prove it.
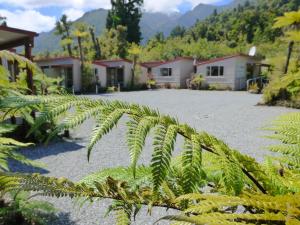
[33,0,249,53]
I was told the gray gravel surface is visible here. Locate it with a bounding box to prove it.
[11,90,299,225]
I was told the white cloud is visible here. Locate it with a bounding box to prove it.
[0,9,56,32]
[62,8,84,21]
[0,0,223,12]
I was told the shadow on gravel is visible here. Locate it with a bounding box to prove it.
[8,140,84,174]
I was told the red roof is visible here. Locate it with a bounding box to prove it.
[34,56,80,62]
[93,58,132,67]
[140,57,194,68]
[197,54,254,66]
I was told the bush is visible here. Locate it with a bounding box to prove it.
[0,191,56,225]
[263,71,300,107]
[190,74,205,90]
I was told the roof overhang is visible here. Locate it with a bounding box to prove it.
[0,26,38,50]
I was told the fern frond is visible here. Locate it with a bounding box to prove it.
[182,135,203,193]
[127,116,159,177]
[151,125,178,190]
[87,108,126,160]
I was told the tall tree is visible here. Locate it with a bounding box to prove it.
[106,0,143,44]
[89,27,101,60]
[170,26,186,38]
[55,15,73,57]
[72,23,89,68]
[99,25,128,59]
[128,43,141,87]
[0,15,7,26]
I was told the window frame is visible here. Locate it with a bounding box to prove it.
[206,65,224,77]
[160,67,172,77]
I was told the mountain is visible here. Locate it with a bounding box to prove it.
[33,0,249,53]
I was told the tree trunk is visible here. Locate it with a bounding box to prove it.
[66,28,73,56]
[78,37,84,67]
[67,44,73,57]
[131,56,137,87]
[284,41,294,74]
[89,28,101,59]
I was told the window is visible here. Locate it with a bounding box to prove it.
[211,66,219,76]
[147,67,152,73]
[207,67,211,76]
[206,66,224,77]
[160,68,172,76]
[94,68,98,76]
[219,66,224,76]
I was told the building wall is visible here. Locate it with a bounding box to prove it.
[92,61,147,88]
[197,56,261,90]
[179,60,194,87]
[72,59,81,92]
[148,59,194,88]
[36,58,82,92]
[197,58,237,90]
[92,64,107,87]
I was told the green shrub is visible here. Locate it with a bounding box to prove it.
[0,191,57,225]
[190,74,205,90]
[263,71,300,107]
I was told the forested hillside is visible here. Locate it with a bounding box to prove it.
[140,0,300,61]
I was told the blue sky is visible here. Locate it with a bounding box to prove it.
[0,0,231,32]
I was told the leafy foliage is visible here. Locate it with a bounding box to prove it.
[0,123,41,171]
[0,191,56,225]
[1,92,300,223]
[106,0,143,44]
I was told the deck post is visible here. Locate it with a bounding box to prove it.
[25,40,34,94]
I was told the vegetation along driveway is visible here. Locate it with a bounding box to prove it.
[12,90,299,225]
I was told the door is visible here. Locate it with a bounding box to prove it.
[107,67,124,87]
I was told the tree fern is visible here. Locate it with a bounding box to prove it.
[0,124,42,171]
[0,94,271,194]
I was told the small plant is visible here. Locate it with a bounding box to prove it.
[248,82,260,94]
[146,79,156,89]
[190,74,205,90]
[0,191,57,225]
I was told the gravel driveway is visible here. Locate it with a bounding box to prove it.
[11,90,299,225]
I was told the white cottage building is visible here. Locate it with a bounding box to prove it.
[196,54,263,90]
[92,59,147,88]
[35,56,82,92]
[141,57,195,88]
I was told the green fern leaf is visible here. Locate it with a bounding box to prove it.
[87,109,126,160]
[151,124,178,191]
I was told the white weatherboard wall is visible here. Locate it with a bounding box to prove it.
[197,58,236,90]
[36,58,82,92]
[197,56,261,90]
[150,59,194,88]
[92,64,107,87]
[92,61,147,87]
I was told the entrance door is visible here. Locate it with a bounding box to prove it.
[61,67,73,89]
[107,67,124,87]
